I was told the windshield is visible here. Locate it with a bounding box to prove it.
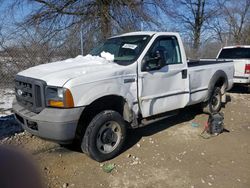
[90,35,151,65]
[218,48,250,59]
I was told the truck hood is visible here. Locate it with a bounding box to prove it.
[18,55,121,86]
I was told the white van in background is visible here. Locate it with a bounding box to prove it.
[217,46,250,85]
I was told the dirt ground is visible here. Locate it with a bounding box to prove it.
[1,86,250,188]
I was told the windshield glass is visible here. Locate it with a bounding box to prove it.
[218,48,250,59]
[90,35,151,65]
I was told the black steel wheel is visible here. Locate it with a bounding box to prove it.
[81,110,127,162]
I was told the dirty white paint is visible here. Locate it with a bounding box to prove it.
[17,55,118,86]
[188,62,234,105]
[16,32,234,120]
[18,53,139,115]
[138,65,189,117]
[64,63,138,112]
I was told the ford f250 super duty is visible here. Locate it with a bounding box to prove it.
[13,32,234,161]
[217,45,250,85]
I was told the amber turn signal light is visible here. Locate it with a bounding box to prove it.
[65,89,74,108]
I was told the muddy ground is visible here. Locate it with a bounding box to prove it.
[1,86,250,188]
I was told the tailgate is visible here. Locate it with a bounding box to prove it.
[233,59,250,77]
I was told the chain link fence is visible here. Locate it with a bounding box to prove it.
[0,44,79,90]
[0,43,78,116]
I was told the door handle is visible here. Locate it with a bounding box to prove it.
[182,69,187,79]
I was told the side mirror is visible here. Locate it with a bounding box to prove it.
[141,57,163,72]
[141,50,166,72]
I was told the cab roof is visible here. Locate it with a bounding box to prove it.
[222,45,250,49]
[111,31,179,38]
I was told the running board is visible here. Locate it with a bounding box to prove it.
[139,110,179,127]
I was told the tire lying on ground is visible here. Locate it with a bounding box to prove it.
[81,110,127,162]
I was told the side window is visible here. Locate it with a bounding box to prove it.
[142,36,182,71]
[159,37,182,64]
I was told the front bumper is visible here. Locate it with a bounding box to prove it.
[13,100,84,143]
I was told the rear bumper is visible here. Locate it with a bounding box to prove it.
[13,100,84,143]
[233,76,250,84]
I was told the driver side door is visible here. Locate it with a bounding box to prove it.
[138,36,190,117]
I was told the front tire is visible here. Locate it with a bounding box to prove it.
[81,110,127,162]
[203,87,222,114]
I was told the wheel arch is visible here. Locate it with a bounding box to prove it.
[75,95,135,142]
[205,70,228,101]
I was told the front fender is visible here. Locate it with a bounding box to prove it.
[69,78,137,108]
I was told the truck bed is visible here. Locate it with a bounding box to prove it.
[187,59,234,106]
[187,59,231,67]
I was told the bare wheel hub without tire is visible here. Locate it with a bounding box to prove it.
[211,92,220,110]
[202,87,222,114]
[96,121,122,154]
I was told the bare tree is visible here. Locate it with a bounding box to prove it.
[0,0,169,86]
[208,18,225,45]
[10,0,163,41]
[163,0,221,54]
[220,0,250,44]
[207,0,250,46]
[242,24,250,44]
[0,22,66,86]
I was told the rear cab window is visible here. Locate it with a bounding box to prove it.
[218,48,250,59]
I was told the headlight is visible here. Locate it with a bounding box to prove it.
[45,87,74,108]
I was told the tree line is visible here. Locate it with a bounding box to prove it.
[0,0,250,61]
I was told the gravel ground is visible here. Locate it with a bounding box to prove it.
[0,86,249,188]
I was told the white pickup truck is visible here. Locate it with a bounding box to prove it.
[217,46,250,85]
[13,32,234,161]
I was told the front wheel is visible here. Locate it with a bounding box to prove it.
[203,87,222,114]
[81,110,127,162]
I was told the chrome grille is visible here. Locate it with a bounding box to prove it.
[15,76,45,113]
